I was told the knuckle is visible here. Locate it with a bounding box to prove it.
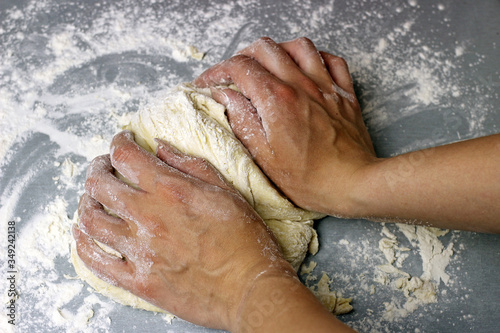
[86,154,109,179]
[77,194,87,215]
[295,36,315,48]
[272,84,297,102]
[323,52,348,67]
[84,174,99,196]
[110,133,138,166]
[88,154,105,170]
[246,37,278,54]
[257,36,274,44]
[228,54,252,66]
[333,55,349,68]
[110,131,132,147]
[78,208,95,234]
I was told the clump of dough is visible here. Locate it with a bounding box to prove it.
[126,83,324,269]
[311,274,353,316]
[73,83,353,317]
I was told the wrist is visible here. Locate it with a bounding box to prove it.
[336,157,388,219]
[232,273,301,333]
[232,272,355,333]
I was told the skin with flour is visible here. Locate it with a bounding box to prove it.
[123,83,325,271]
[74,131,354,332]
[195,37,500,233]
[73,81,353,317]
[75,37,500,332]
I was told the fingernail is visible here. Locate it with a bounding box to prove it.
[154,138,163,148]
[154,138,166,154]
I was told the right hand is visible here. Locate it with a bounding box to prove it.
[194,37,377,217]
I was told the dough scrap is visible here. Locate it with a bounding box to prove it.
[73,83,343,316]
[312,274,353,316]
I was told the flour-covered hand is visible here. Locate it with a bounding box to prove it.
[194,37,377,217]
[73,130,294,330]
[195,37,500,232]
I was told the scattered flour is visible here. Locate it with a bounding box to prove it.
[61,158,79,179]
[375,223,454,321]
[0,0,495,332]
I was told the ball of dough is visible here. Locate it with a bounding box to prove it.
[73,83,326,315]
[126,83,324,268]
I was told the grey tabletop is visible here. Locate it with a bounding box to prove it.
[0,0,499,332]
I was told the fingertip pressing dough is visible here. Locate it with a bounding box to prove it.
[72,83,353,317]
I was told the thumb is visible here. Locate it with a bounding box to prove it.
[155,139,234,192]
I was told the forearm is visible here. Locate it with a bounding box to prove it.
[233,275,355,333]
[351,134,500,233]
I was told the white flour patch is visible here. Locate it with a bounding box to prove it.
[0,0,494,332]
[375,224,454,321]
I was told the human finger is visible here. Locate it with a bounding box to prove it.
[73,225,133,287]
[154,138,235,192]
[235,37,307,84]
[279,37,334,93]
[78,193,133,253]
[193,55,292,134]
[110,130,178,191]
[85,154,144,222]
[193,54,280,101]
[320,51,356,96]
[210,87,272,162]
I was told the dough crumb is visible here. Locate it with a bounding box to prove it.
[375,223,453,321]
[338,239,350,245]
[300,261,317,275]
[310,273,353,315]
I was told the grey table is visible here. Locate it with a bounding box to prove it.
[0,0,499,332]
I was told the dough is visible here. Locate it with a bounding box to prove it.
[73,83,326,315]
[126,83,324,268]
[312,273,353,315]
[71,241,176,322]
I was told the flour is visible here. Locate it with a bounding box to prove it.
[0,0,495,332]
[375,223,454,321]
[0,197,115,332]
[61,158,79,179]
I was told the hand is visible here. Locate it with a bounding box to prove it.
[194,37,500,232]
[73,130,295,330]
[194,37,377,217]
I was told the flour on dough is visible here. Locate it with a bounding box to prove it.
[126,83,325,269]
[73,83,338,316]
[71,241,175,322]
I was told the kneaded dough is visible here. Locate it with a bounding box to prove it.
[73,83,326,314]
[127,83,325,268]
[71,241,176,322]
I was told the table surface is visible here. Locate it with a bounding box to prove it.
[0,0,499,332]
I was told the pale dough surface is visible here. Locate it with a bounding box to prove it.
[71,242,176,322]
[73,83,328,315]
[127,83,325,268]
